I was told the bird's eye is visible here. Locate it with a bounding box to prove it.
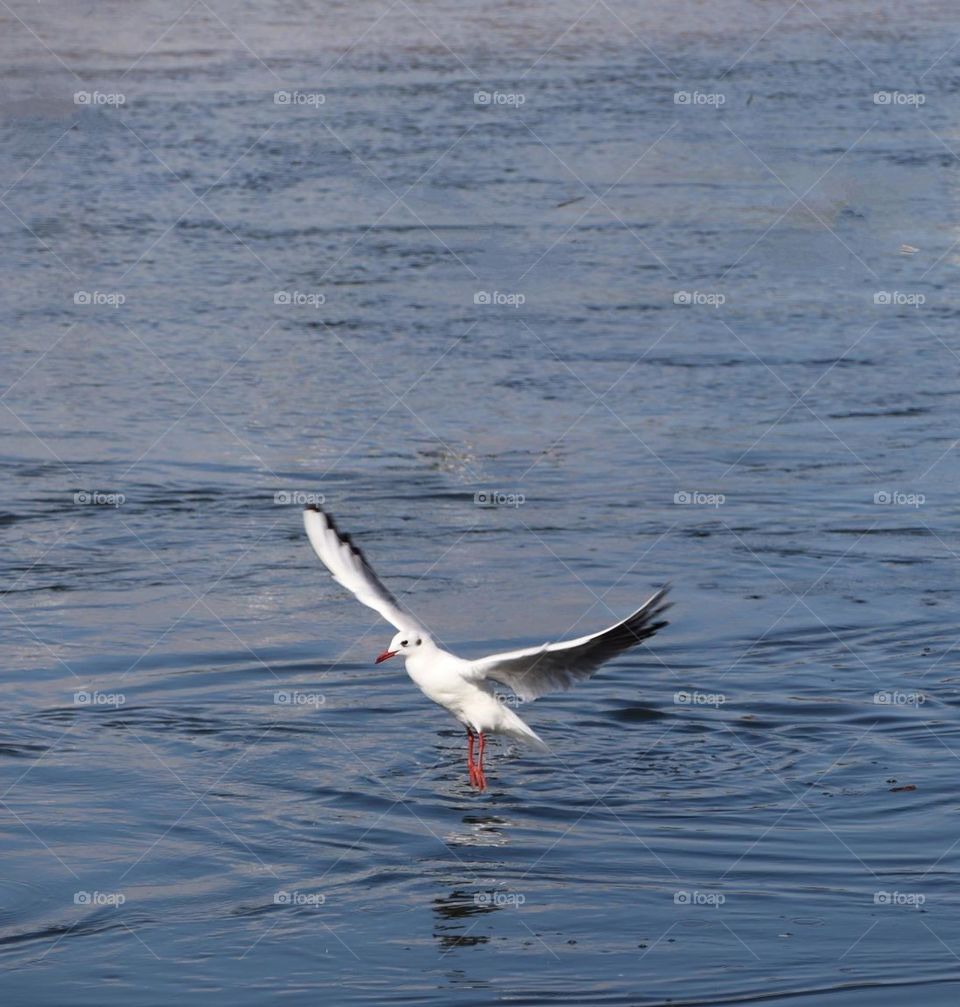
[401,640,408,647]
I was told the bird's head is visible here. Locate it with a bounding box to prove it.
[376,631,428,664]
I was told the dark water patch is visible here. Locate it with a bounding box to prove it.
[0,742,50,759]
[828,407,932,419]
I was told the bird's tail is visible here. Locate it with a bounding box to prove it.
[499,705,550,752]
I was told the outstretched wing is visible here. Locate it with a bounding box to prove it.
[467,587,670,702]
[303,505,422,633]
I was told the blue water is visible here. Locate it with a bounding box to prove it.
[2,1,960,1003]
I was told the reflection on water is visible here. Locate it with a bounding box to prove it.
[432,889,494,950]
[444,813,513,849]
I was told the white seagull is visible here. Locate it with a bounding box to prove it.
[304,505,670,790]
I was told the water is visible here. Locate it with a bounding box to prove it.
[2,1,960,1003]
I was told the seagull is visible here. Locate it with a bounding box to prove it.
[303,505,670,790]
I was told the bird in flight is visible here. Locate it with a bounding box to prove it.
[303,505,670,790]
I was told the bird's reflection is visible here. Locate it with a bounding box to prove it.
[443,812,511,847]
[431,888,496,950]
[433,812,516,949]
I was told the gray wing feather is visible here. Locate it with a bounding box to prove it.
[303,505,422,633]
[468,587,670,701]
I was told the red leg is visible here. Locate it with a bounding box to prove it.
[476,731,486,790]
[467,729,477,786]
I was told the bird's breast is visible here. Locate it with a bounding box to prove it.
[404,656,474,714]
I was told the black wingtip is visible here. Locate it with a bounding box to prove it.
[307,506,367,563]
[643,584,671,610]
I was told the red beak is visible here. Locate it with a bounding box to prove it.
[375,649,398,664]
